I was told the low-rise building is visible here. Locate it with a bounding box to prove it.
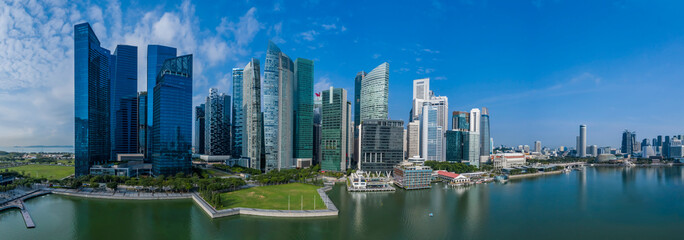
[493,152,526,169]
[436,170,470,184]
[348,170,394,192]
[90,161,152,177]
[393,161,432,190]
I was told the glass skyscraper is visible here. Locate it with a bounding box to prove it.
[359,119,404,173]
[74,23,112,176]
[231,68,244,158]
[480,107,491,156]
[293,58,314,164]
[360,62,389,122]
[146,45,177,158]
[321,87,350,172]
[420,103,443,162]
[204,88,231,156]
[151,55,193,176]
[242,58,264,171]
[138,91,148,156]
[194,103,205,154]
[263,41,294,172]
[111,45,139,159]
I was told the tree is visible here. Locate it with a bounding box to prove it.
[106,182,118,190]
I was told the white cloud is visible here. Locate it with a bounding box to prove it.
[298,30,318,41]
[314,76,332,93]
[373,53,381,59]
[321,23,336,30]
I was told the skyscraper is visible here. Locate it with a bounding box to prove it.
[194,103,205,154]
[621,130,636,155]
[412,78,430,121]
[231,68,244,158]
[74,23,111,176]
[353,71,366,167]
[204,88,231,156]
[360,62,389,122]
[467,108,481,167]
[151,54,193,176]
[579,125,587,157]
[313,92,322,166]
[146,45,177,159]
[242,58,264,171]
[111,45,139,159]
[452,111,469,131]
[321,87,350,172]
[293,58,314,167]
[429,96,449,132]
[445,130,467,162]
[480,107,491,156]
[263,41,294,172]
[359,119,404,173]
[420,103,444,162]
[534,141,541,153]
[406,121,421,159]
[138,92,148,156]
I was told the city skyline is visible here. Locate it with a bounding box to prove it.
[4,1,684,148]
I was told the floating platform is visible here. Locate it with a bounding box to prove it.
[20,204,35,228]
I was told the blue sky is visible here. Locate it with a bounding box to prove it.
[1,0,684,149]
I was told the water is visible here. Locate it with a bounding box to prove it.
[0,146,74,153]
[1,167,683,239]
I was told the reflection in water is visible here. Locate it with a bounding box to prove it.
[578,169,586,210]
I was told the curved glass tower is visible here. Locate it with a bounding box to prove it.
[263,41,294,172]
[243,58,263,171]
[360,62,389,122]
[480,107,491,156]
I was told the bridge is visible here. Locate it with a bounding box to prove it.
[0,189,51,228]
[550,162,587,168]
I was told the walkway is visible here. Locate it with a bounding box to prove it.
[0,189,51,228]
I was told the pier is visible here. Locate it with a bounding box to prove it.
[0,189,50,228]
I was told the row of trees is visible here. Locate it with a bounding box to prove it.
[424,161,479,173]
[0,169,46,192]
[251,166,322,185]
[213,164,261,175]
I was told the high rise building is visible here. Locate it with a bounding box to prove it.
[589,145,598,157]
[138,92,148,156]
[467,108,481,167]
[534,141,541,153]
[231,68,244,157]
[74,23,112,176]
[242,58,264,171]
[194,103,205,154]
[429,96,449,132]
[111,45,139,159]
[420,103,444,162]
[204,88,231,156]
[663,136,671,157]
[353,71,366,167]
[621,130,636,155]
[480,107,491,156]
[358,119,404,173]
[359,62,389,122]
[406,121,421,159]
[151,54,193,176]
[321,87,350,172]
[313,92,322,166]
[293,58,314,167]
[146,45,177,159]
[263,41,294,172]
[579,125,587,157]
[445,130,467,162]
[452,111,470,131]
[411,78,430,121]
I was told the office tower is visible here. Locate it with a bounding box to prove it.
[445,130,466,162]
[313,92,322,166]
[231,68,244,158]
[358,119,404,172]
[353,71,366,167]
[359,62,389,122]
[403,128,407,160]
[480,107,491,156]
[535,141,541,153]
[406,121,421,159]
[110,45,139,160]
[663,136,671,157]
[293,58,314,167]
[194,104,205,154]
[621,130,636,155]
[146,45,177,159]
[467,108,481,167]
[347,102,353,169]
[452,111,470,131]
[412,78,430,121]
[263,41,294,172]
[579,125,587,157]
[321,87,350,172]
[74,23,111,176]
[242,58,264,171]
[420,103,444,162]
[429,96,449,132]
[138,92,148,156]
[641,138,650,149]
[151,54,193,176]
[589,145,598,157]
[204,88,231,156]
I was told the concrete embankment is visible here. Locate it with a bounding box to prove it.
[50,188,192,200]
[508,170,564,180]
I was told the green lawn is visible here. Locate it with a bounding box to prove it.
[205,168,231,177]
[219,183,325,210]
[4,164,74,180]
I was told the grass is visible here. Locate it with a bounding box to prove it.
[218,183,325,210]
[205,168,231,177]
[3,164,74,180]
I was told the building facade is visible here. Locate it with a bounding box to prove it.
[263,41,294,172]
[359,119,404,173]
[137,92,148,156]
[321,87,350,172]
[194,103,205,154]
[204,88,231,156]
[151,55,193,176]
[480,107,491,156]
[393,161,433,190]
[420,103,444,162]
[293,58,314,167]
[579,125,587,157]
[231,68,244,158]
[406,121,421,159]
[359,62,389,122]
[111,45,139,160]
[242,58,264,171]
[74,23,112,176]
[146,45,177,159]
